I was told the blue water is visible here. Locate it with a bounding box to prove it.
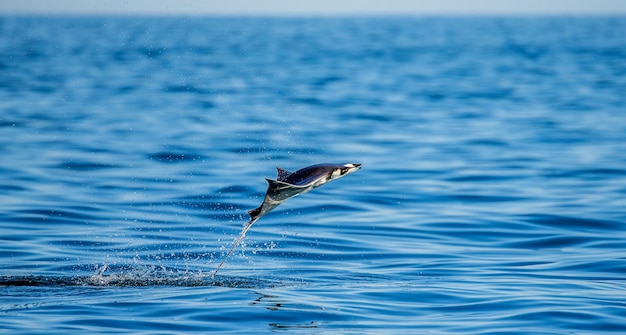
[1,15,626,334]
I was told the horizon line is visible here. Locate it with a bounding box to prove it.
[2,10,626,17]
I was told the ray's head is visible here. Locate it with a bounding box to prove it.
[330,163,361,180]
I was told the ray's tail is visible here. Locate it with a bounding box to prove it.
[212,216,259,278]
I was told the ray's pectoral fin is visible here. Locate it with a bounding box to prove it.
[266,179,307,201]
[266,178,293,191]
[247,179,308,222]
[246,197,280,223]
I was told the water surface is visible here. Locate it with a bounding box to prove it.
[1,16,626,334]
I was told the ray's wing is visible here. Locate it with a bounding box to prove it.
[266,178,308,201]
[266,178,295,190]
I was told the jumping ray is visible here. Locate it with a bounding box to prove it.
[213,163,361,276]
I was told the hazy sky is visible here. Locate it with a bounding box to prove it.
[1,0,626,16]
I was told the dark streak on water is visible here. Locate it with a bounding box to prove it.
[1,15,626,334]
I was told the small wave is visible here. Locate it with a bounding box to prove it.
[520,214,621,232]
[55,161,119,171]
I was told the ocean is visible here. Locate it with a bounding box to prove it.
[1,15,625,334]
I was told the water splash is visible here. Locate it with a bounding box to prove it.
[0,263,276,288]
